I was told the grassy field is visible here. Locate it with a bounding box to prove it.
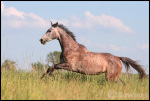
[1,69,149,100]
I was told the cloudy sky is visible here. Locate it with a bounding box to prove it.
[1,1,149,73]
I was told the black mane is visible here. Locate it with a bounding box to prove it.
[57,24,76,42]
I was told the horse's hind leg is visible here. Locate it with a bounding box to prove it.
[116,78,126,86]
[105,73,125,85]
[41,66,54,79]
[105,58,123,84]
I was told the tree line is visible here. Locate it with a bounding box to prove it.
[1,51,61,72]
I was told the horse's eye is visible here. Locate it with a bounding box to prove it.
[47,30,51,32]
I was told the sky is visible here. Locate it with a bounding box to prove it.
[1,1,149,74]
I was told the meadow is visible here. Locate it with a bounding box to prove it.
[1,68,149,100]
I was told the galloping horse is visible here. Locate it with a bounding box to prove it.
[40,22,146,84]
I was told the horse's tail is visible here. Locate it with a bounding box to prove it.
[120,57,146,79]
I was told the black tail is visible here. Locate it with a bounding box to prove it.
[120,57,146,79]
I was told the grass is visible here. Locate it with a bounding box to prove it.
[1,69,149,100]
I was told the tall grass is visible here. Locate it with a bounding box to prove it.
[1,68,149,100]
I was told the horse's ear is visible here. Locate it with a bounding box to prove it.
[50,21,53,26]
[55,22,58,27]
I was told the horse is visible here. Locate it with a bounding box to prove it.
[40,22,146,85]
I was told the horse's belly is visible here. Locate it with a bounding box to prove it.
[73,60,106,75]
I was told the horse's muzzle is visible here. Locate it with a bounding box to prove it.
[39,39,45,45]
[40,39,43,43]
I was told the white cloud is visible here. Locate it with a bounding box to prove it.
[71,11,135,34]
[109,44,120,52]
[1,2,135,35]
[1,1,48,28]
[2,7,26,19]
[137,44,149,51]
[78,37,133,52]
[1,1,26,19]
[79,37,108,51]
[71,15,91,28]
[52,11,135,34]
[28,13,48,27]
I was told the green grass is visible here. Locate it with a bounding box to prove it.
[1,69,149,100]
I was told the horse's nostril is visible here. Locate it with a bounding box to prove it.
[40,39,43,42]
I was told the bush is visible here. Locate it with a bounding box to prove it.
[1,59,16,71]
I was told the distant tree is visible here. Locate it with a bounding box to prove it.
[1,59,16,71]
[46,51,61,65]
[31,61,44,73]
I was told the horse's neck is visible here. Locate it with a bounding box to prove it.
[58,30,77,52]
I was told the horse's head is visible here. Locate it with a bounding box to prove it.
[40,22,60,45]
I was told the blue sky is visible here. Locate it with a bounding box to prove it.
[1,1,149,74]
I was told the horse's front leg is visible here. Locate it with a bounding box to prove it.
[54,62,72,71]
[41,66,55,79]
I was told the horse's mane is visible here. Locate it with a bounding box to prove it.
[57,24,76,42]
